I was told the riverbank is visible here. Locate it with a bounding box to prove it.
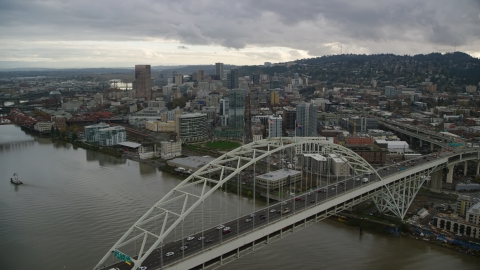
[21,125,124,157]
[331,211,480,258]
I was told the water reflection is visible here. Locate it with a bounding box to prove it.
[85,149,126,166]
[139,162,156,175]
[35,136,54,145]
[0,140,35,151]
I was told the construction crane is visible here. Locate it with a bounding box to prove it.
[346,118,357,136]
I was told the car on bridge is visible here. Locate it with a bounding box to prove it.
[270,209,277,213]
[166,252,174,257]
[186,236,195,241]
[222,227,231,234]
[216,225,225,230]
[179,246,188,251]
[245,218,252,223]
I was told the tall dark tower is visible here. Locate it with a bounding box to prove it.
[227,69,239,90]
[215,63,224,78]
[135,65,151,100]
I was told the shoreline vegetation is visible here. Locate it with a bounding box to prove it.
[19,125,480,258]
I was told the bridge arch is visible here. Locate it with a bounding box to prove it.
[95,137,380,269]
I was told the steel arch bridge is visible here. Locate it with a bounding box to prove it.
[95,137,381,269]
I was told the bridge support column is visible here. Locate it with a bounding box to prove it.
[477,161,480,176]
[446,165,454,184]
[420,140,423,148]
[430,170,443,191]
[464,161,468,176]
[430,143,434,152]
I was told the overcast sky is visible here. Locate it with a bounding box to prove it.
[1,0,479,68]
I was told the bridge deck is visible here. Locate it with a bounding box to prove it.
[99,148,478,270]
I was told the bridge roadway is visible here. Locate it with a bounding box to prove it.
[378,118,440,138]
[378,119,449,148]
[378,118,468,146]
[100,148,478,270]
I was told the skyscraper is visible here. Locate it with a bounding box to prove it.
[228,89,245,130]
[227,69,239,90]
[295,102,318,137]
[215,63,224,78]
[268,115,282,137]
[135,65,151,100]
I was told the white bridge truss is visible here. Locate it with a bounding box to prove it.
[94,137,380,269]
[373,163,445,220]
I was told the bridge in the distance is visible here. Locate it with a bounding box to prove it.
[94,137,480,270]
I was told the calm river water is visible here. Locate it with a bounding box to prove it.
[0,125,479,270]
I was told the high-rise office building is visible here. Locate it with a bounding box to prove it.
[215,63,224,78]
[135,65,151,100]
[295,102,318,137]
[228,89,245,130]
[174,74,183,85]
[270,90,280,105]
[227,69,239,90]
[283,106,296,130]
[268,115,282,137]
[219,98,229,115]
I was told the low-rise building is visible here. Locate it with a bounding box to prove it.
[34,122,54,133]
[139,144,158,159]
[98,126,126,146]
[457,195,479,217]
[256,169,302,189]
[467,202,480,225]
[85,122,110,143]
[433,213,480,239]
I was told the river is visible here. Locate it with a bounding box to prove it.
[0,125,478,270]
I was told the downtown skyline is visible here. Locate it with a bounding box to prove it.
[1,0,480,69]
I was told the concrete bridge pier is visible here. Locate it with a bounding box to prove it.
[464,161,468,176]
[476,161,480,176]
[430,143,434,152]
[419,140,423,148]
[430,170,443,190]
[446,165,454,184]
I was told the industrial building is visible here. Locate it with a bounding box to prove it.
[160,141,182,160]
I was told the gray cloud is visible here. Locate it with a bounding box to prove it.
[0,0,479,67]
[177,45,189,50]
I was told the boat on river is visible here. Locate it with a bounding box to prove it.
[10,173,23,185]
